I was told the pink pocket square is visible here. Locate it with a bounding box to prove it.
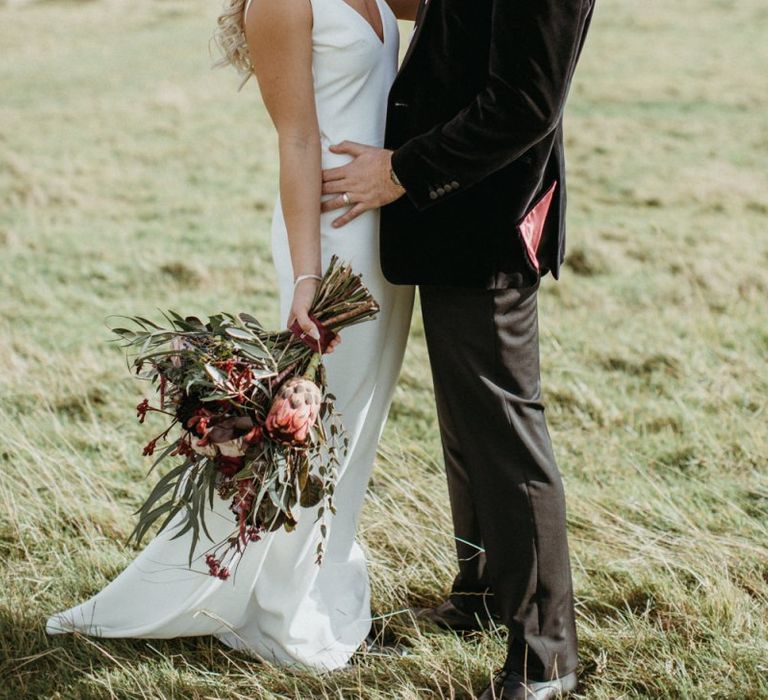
[517,180,557,273]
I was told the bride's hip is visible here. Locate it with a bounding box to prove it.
[320,206,378,234]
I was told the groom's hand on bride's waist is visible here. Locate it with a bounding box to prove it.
[321,142,405,228]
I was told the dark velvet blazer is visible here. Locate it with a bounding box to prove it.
[382,0,596,288]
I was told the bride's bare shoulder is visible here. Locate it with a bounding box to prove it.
[243,0,313,42]
[242,0,317,129]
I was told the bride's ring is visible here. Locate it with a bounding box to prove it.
[342,192,351,206]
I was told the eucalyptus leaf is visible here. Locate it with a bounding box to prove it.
[224,326,255,341]
[134,316,164,330]
[130,501,176,546]
[145,442,184,478]
[135,461,189,517]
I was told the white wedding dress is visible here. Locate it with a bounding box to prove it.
[46,0,414,671]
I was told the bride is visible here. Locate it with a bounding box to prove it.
[46,0,416,671]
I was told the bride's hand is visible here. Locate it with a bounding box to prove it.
[286,278,341,354]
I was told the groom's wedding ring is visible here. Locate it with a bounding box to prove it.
[342,192,351,206]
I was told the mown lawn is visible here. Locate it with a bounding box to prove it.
[1,0,767,698]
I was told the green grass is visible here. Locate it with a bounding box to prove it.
[1,0,767,697]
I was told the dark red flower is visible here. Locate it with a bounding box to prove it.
[142,438,158,456]
[205,554,221,577]
[136,399,150,424]
[219,359,236,375]
[170,437,194,458]
[159,375,167,410]
[217,455,244,477]
[186,408,214,433]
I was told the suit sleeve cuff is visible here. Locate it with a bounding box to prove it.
[391,141,466,212]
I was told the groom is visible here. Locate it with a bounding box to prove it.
[321,0,595,697]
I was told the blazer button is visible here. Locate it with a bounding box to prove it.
[429,190,439,200]
[443,183,454,193]
[451,181,460,189]
[437,187,446,196]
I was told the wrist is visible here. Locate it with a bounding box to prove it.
[389,153,405,192]
[293,273,322,289]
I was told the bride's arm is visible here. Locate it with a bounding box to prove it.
[385,0,419,21]
[244,0,328,343]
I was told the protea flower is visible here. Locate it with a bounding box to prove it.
[266,355,322,444]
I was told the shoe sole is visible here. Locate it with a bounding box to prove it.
[486,671,578,699]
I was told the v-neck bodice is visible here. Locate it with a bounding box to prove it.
[243,0,392,47]
[330,0,386,45]
[308,0,400,166]
[242,0,399,164]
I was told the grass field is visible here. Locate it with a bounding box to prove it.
[1,0,767,698]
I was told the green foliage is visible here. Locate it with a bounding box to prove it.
[1,0,767,698]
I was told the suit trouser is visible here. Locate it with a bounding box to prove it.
[419,279,578,680]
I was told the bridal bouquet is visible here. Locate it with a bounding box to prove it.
[111,256,379,578]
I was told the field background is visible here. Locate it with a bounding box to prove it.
[1,0,767,698]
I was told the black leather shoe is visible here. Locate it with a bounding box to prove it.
[351,631,411,661]
[478,669,577,699]
[408,598,502,632]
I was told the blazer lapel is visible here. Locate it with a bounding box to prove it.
[397,0,435,78]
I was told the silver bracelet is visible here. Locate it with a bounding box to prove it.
[294,273,323,289]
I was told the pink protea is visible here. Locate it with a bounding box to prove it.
[266,376,322,444]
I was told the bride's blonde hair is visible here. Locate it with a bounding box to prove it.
[211,0,254,90]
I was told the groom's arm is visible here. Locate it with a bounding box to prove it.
[393,0,594,211]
